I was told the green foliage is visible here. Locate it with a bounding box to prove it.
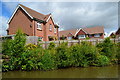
[69,41,99,67]
[55,42,71,68]
[95,55,110,66]
[2,39,13,56]
[25,43,37,50]
[48,42,56,50]
[2,35,119,72]
[116,42,120,61]
[96,37,117,60]
[40,50,56,70]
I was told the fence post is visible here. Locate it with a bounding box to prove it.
[45,41,47,49]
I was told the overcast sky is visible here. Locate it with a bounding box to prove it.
[0,1,119,37]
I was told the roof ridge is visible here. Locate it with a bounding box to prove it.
[19,4,46,17]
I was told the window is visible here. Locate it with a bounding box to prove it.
[94,34,100,37]
[89,34,92,38]
[37,22,42,30]
[68,37,72,40]
[78,35,86,39]
[49,24,52,31]
[54,28,56,33]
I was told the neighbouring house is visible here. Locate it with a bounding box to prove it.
[59,26,104,40]
[7,4,59,41]
[109,32,116,38]
[109,27,120,39]
[115,27,120,39]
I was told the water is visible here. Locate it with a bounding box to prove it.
[2,65,119,78]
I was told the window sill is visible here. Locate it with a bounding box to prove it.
[37,28,42,31]
[49,30,52,32]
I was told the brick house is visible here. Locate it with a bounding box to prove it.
[109,28,120,39]
[59,26,104,40]
[7,4,59,41]
[115,27,120,39]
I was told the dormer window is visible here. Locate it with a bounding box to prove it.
[49,24,52,31]
[37,22,42,30]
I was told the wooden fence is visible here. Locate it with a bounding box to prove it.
[38,38,120,49]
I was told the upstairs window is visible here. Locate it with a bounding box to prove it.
[94,34,100,37]
[37,22,42,30]
[49,24,52,31]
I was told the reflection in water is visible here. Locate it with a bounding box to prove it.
[2,65,118,78]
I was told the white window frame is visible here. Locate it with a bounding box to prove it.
[49,24,52,31]
[68,36,72,40]
[78,35,86,39]
[37,22,42,30]
[94,34,100,38]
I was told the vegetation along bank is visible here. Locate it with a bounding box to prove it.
[2,30,120,72]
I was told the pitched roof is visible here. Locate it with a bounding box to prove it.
[116,27,120,35]
[59,26,104,37]
[8,4,51,23]
[19,4,51,21]
[83,26,104,34]
[59,29,78,37]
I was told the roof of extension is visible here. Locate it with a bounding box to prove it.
[59,26,104,37]
[59,29,78,37]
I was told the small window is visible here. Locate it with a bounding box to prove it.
[49,24,52,31]
[89,34,92,38]
[37,22,42,30]
[54,28,56,33]
[94,34,100,37]
[68,37,72,40]
[78,35,86,39]
[30,24,32,28]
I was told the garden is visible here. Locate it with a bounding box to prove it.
[2,30,120,72]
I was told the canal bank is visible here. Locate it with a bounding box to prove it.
[2,65,119,78]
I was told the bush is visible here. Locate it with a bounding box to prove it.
[40,50,56,70]
[25,43,37,50]
[96,37,117,60]
[55,42,72,68]
[70,41,99,67]
[95,55,110,66]
[48,42,56,50]
[2,29,26,71]
[116,42,120,62]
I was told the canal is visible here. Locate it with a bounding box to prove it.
[2,65,119,78]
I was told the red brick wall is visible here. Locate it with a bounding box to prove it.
[77,29,86,35]
[44,17,58,41]
[34,21,44,37]
[8,7,58,41]
[8,8,33,36]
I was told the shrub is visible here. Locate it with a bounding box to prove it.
[95,55,110,66]
[40,50,56,70]
[2,39,13,56]
[116,42,120,62]
[96,37,117,60]
[2,29,26,71]
[25,43,37,50]
[48,42,56,50]
[55,42,71,68]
